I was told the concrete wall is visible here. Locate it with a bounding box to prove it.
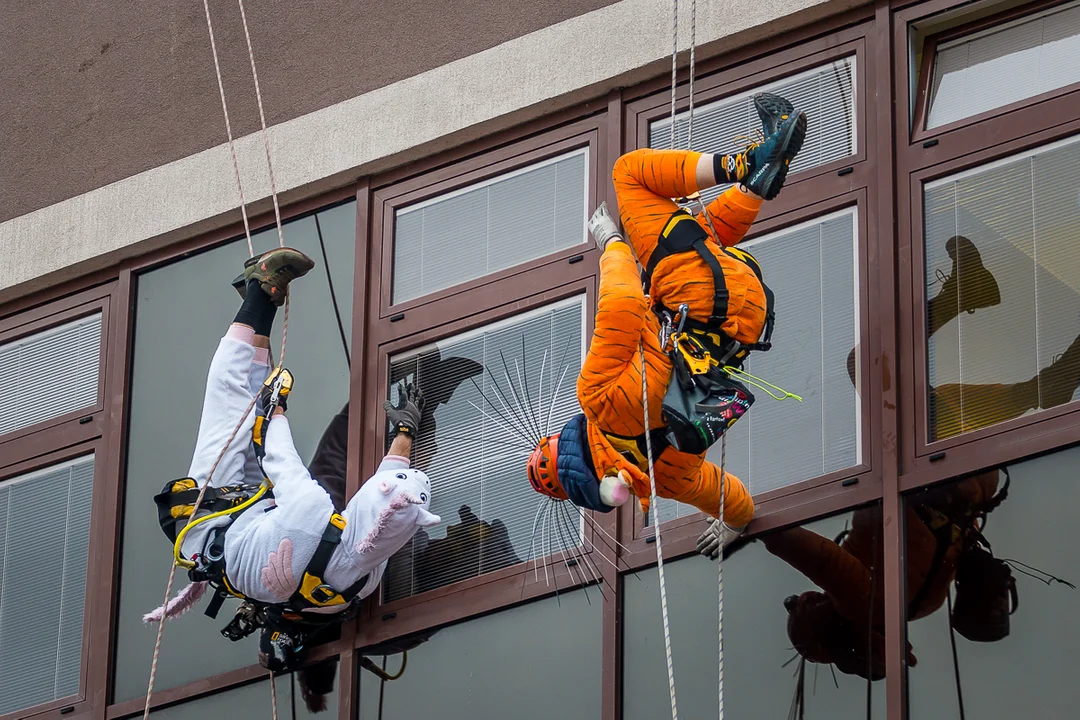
[0,0,859,302]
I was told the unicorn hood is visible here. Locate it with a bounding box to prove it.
[340,463,440,579]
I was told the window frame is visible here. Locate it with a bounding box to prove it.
[910,0,1080,143]
[621,191,881,549]
[369,115,606,325]
[0,278,125,720]
[621,24,884,553]
[357,277,605,644]
[897,0,1080,492]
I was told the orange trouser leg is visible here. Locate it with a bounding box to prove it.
[611,148,703,269]
[653,447,755,526]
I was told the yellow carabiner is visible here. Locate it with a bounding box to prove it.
[676,333,712,375]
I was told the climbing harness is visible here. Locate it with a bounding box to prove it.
[142,1,295,717]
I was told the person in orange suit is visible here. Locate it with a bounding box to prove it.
[525,94,806,552]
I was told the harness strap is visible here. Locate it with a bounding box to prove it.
[288,513,368,609]
[602,428,672,472]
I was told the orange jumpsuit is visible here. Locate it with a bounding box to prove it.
[575,149,765,526]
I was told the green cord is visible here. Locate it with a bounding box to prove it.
[722,366,803,402]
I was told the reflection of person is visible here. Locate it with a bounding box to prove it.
[149,249,439,681]
[526,95,807,551]
[737,470,1013,680]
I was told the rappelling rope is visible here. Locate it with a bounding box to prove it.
[270,671,280,720]
[717,435,726,720]
[142,2,290,717]
[640,343,678,720]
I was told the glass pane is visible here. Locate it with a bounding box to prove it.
[927,1,1080,129]
[357,589,601,719]
[655,208,861,524]
[905,448,1080,718]
[392,149,588,303]
[651,57,857,204]
[924,134,1080,443]
[624,506,886,718]
[0,455,94,715]
[383,297,586,601]
[114,202,355,702]
[151,669,337,720]
[0,313,101,436]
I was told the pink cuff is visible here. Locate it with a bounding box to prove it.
[226,324,256,346]
[253,347,270,366]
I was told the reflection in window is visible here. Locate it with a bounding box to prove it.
[0,456,93,716]
[651,57,857,203]
[906,449,1079,718]
[383,297,586,601]
[0,313,101,436]
[392,148,588,304]
[357,589,601,718]
[927,1,1080,129]
[924,134,1080,442]
[654,209,861,524]
[624,507,885,718]
[114,202,355,702]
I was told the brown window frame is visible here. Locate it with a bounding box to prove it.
[368,114,607,331]
[0,280,126,720]
[356,276,604,646]
[620,24,886,556]
[896,0,1080,493]
[910,0,1080,143]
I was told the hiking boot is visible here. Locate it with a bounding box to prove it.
[753,92,796,137]
[231,247,315,306]
[950,545,1016,643]
[928,235,1001,335]
[1037,332,1080,408]
[731,111,807,200]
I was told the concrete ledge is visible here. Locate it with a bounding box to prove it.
[2,0,859,303]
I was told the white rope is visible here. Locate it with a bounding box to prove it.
[640,343,678,720]
[718,436,726,720]
[141,3,292,717]
[688,0,696,148]
[201,0,253,255]
[669,0,678,149]
[234,0,285,248]
[270,671,279,720]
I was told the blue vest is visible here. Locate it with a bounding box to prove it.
[556,414,613,513]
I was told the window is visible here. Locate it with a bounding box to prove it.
[905,449,1080,718]
[382,296,586,601]
[148,673,335,720]
[624,506,885,718]
[114,203,355,702]
[923,133,1080,442]
[392,148,588,304]
[0,313,102,436]
[654,208,862,524]
[357,589,601,718]
[0,455,94,716]
[650,57,857,201]
[925,0,1080,130]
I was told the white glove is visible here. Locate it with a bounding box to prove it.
[695,518,745,560]
[588,202,623,252]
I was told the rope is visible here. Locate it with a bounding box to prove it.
[688,0,696,148]
[201,0,252,255]
[234,0,285,249]
[669,0,678,149]
[640,342,678,720]
[270,671,279,720]
[717,436,726,720]
[141,394,260,720]
[143,2,291,717]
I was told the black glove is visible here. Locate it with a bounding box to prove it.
[384,383,425,439]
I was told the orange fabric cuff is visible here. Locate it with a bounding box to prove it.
[727,186,763,213]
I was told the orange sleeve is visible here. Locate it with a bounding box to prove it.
[696,185,762,247]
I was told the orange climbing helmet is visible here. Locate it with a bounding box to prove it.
[527,434,569,501]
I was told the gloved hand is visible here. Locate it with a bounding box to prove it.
[384,383,425,439]
[695,518,744,560]
[588,202,624,252]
